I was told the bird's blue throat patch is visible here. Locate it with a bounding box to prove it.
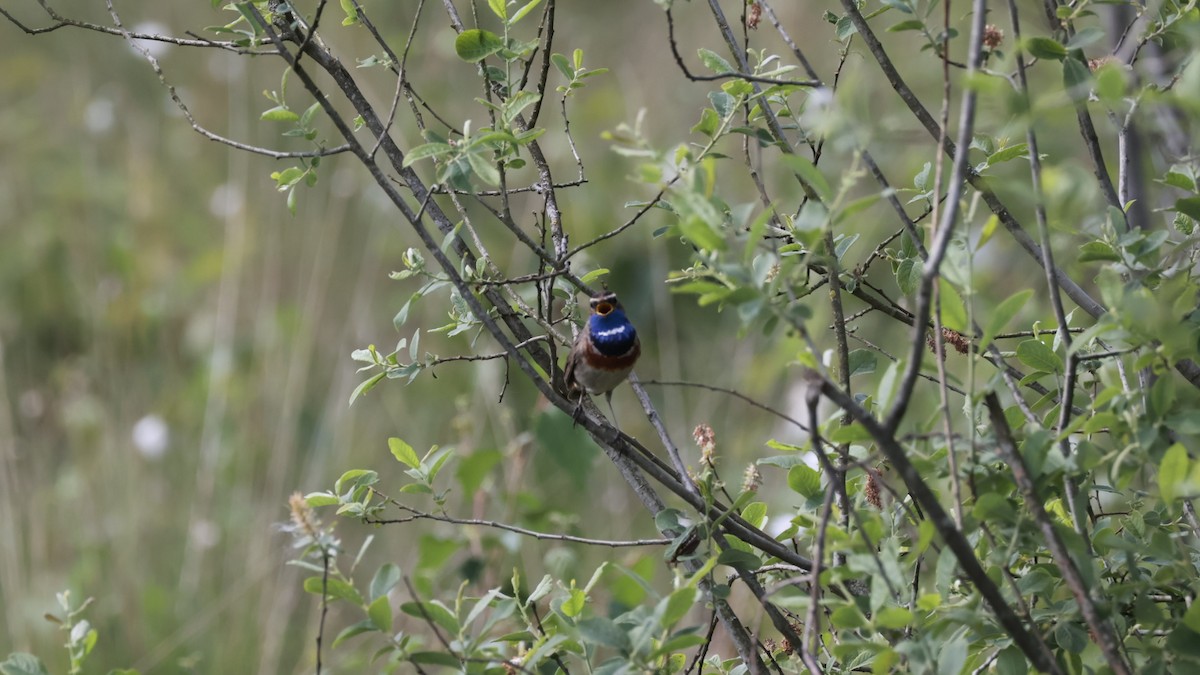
[589,311,638,356]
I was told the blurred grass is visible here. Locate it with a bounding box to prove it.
[0,0,1108,671]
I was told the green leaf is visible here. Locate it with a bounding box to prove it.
[1174,196,1200,220]
[708,91,735,118]
[1163,170,1196,192]
[716,547,762,570]
[835,15,857,40]
[660,586,698,629]
[1183,598,1200,633]
[402,142,454,167]
[456,448,502,496]
[469,130,518,148]
[1016,339,1062,374]
[741,501,767,528]
[339,0,359,23]
[580,268,610,284]
[830,605,867,628]
[415,533,456,569]
[1159,443,1189,505]
[787,463,822,500]
[697,48,734,74]
[423,445,454,483]
[678,215,726,252]
[400,600,460,635]
[913,161,932,191]
[1055,622,1087,653]
[332,620,377,648]
[873,649,900,675]
[260,105,299,122]
[334,469,378,494]
[938,634,968,675]
[995,646,1027,675]
[0,654,50,675]
[304,491,340,507]
[1065,26,1105,50]
[299,101,322,127]
[1077,241,1121,263]
[272,167,305,187]
[722,78,753,97]
[510,0,545,24]
[847,349,877,377]
[1063,58,1092,101]
[874,606,913,629]
[896,258,921,296]
[560,587,586,617]
[304,576,364,605]
[454,29,505,62]
[985,143,1028,166]
[876,360,900,411]
[513,129,546,147]
[684,556,718,588]
[367,594,393,632]
[691,108,720,137]
[488,0,507,20]
[389,437,421,468]
[369,563,401,602]
[654,633,708,657]
[577,617,632,653]
[1167,624,1200,661]
[780,153,833,204]
[888,19,926,32]
[467,150,501,185]
[409,652,462,667]
[973,493,1015,523]
[551,52,573,80]
[349,372,386,405]
[1094,63,1126,102]
[829,423,872,444]
[1025,37,1067,60]
[938,280,967,331]
[980,289,1031,351]
[501,90,541,123]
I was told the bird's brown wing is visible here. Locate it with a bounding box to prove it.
[563,345,581,394]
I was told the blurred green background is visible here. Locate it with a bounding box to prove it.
[0,0,1110,672]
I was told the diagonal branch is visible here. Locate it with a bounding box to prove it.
[983,393,1132,675]
[855,0,987,433]
[814,373,1063,674]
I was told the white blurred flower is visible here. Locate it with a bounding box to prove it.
[132,414,170,460]
[209,183,244,218]
[129,21,172,59]
[190,519,220,550]
[84,97,114,134]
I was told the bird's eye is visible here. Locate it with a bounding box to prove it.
[595,302,614,315]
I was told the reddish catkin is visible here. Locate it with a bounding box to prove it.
[982,24,1004,50]
[927,327,971,354]
[865,471,883,510]
[746,2,762,30]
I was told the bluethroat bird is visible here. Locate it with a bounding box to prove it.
[564,291,641,424]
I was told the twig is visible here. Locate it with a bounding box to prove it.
[844,0,986,434]
[640,379,808,432]
[800,386,831,675]
[983,393,1132,675]
[814,372,1063,674]
[566,184,673,260]
[368,488,670,546]
[316,546,330,674]
[664,8,818,88]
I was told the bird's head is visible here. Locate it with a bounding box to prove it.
[587,291,637,350]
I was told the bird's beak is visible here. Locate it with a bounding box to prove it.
[594,301,615,316]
